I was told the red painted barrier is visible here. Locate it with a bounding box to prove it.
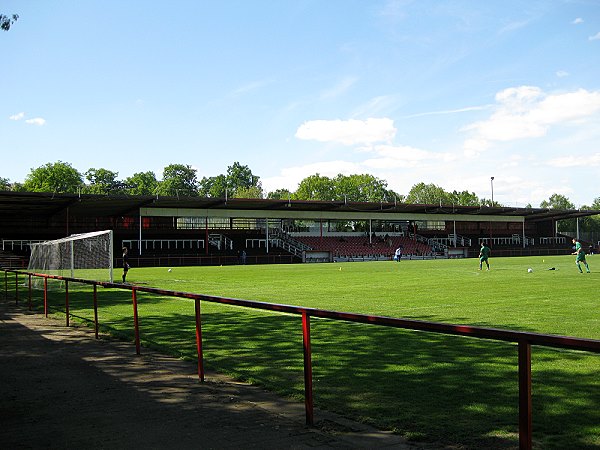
[2,268,600,450]
[132,288,141,355]
[65,280,70,327]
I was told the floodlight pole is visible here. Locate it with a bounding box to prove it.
[490,177,495,247]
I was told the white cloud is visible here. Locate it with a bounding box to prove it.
[261,160,361,193]
[403,105,489,119]
[556,70,569,78]
[362,144,456,169]
[462,86,600,148]
[572,18,583,25]
[295,118,396,145]
[9,112,25,121]
[546,153,600,168]
[25,118,46,126]
[9,112,46,125]
[589,31,600,41]
[463,138,490,157]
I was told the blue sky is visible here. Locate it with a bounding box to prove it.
[2,0,600,207]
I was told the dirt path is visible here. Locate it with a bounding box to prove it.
[0,300,416,449]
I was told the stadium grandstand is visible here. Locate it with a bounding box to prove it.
[0,190,598,268]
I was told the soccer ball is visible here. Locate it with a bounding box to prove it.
[527,268,533,273]
[168,268,172,272]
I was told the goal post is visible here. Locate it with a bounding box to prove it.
[27,230,114,289]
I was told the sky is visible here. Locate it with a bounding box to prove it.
[2,0,600,207]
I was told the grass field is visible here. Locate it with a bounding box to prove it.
[9,255,600,449]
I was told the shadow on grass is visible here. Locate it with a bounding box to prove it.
[13,283,600,450]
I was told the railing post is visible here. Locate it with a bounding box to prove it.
[93,284,99,339]
[44,277,48,317]
[132,288,141,355]
[65,280,70,327]
[28,274,32,311]
[194,298,205,382]
[14,272,19,305]
[518,340,532,450]
[302,311,314,426]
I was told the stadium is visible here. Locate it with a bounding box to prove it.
[1,190,598,269]
[1,189,600,449]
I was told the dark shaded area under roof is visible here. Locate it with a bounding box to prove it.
[0,190,598,224]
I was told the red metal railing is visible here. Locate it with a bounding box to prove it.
[3,268,600,450]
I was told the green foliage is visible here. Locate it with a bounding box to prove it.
[406,182,448,204]
[294,173,336,200]
[0,177,10,190]
[540,193,577,232]
[199,174,227,198]
[233,186,263,199]
[448,189,481,206]
[22,161,84,193]
[124,171,158,196]
[540,193,575,210]
[266,188,293,200]
[226,162,262,197]
[198,162,262,198]
[83,168,125,195]
[157,164,199,197]
[1,14,18,31]
[332,173,387,202]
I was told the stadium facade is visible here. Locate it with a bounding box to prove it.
[0,190,598,268]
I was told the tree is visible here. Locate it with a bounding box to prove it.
[333,174,391,202]
[586,197,600,232]
[539,194,575,210]
[267,188,293,200]
[294,174,336,201]
[1,14,18,31]
[448,190,481,206]
[0,177,10,190]
[405,183,448,204]
[198,162,262,198]
[83,168,124,195]
[124,171,159,196]
[23,161,83,193]
[157,164,198,197]
[233,186,263,199]
[226,162,262,198]
[540,194,576,232]
[198,174,227,198]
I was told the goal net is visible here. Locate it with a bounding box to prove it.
[27,230,114,289]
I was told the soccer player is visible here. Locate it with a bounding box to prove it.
[571,238,590,273]
[479,242,491,270]
[394,246,403,262]
[122,246,130,282]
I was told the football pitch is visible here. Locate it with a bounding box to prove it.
[20,255,600,449]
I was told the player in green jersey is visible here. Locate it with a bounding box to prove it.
[572,238,590,273]
[479,242,491,271]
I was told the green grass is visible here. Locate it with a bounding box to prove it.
[8,255,600,449]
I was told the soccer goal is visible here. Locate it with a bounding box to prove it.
[27,230,114,289]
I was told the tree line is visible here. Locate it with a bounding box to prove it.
[0,160,499,204]
[1,160,599,231]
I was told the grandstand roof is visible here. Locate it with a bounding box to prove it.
[0,190,598,223]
